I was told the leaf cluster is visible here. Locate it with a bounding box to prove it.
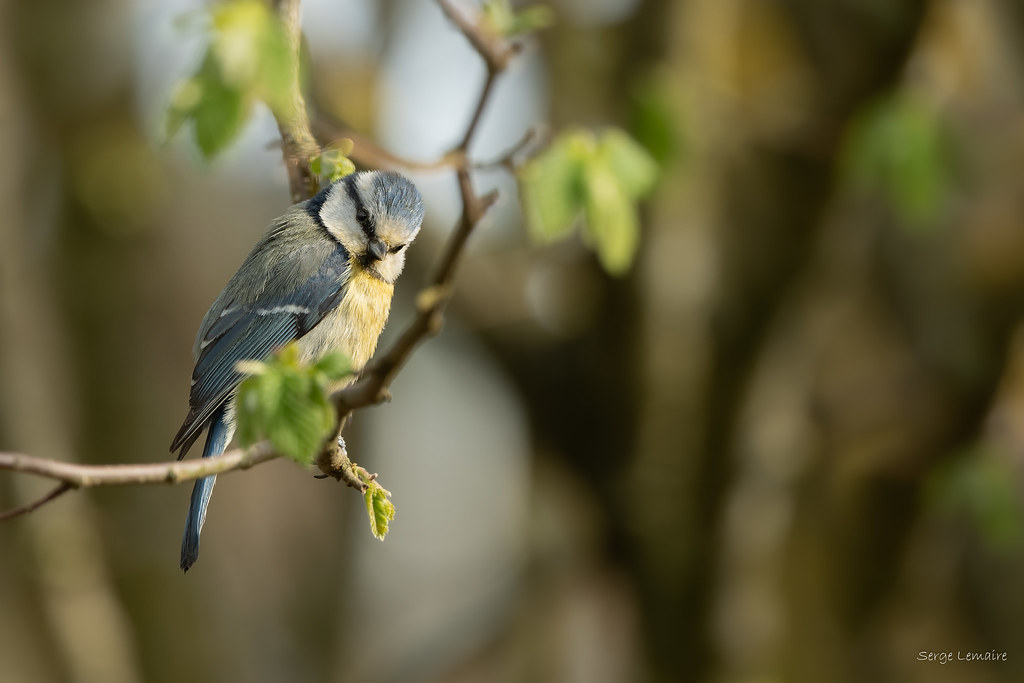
[166,0,295,158]
[234,344,352,465]
[519,128,659,275]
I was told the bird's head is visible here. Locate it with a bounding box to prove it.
[316,170,425,284]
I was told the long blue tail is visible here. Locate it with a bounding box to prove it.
[180,404,232,572]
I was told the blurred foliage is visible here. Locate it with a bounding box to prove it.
[311,138,357,183]
[927,448,1024,552]
[629,69,685,167]
[166,0,295,158]
[234,343,351,464]
[519,128,659,274]
[481,0,554,38]
[842,90,955,230]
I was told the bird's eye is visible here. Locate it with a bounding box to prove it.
[356,207,370,225]
[389,244,406,254]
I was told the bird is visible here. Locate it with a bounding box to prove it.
[170,170,424,572]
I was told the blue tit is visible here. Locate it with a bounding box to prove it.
[170,170,424,572]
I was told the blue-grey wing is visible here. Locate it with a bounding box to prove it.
[170,240,351,456]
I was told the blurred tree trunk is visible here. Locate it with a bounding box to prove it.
[775,2,1024,680]
[0,1,142,680]
[625,0,927,681]
[634,2,1024,683]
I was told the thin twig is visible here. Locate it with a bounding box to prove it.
[314,118,539,174]
[0,482,73,522]
[0,444,279,488]
[472,126,544,171]
[311,118,459,172]
[458,69,498,151]
[436,0,517,73]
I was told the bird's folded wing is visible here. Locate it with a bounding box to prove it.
[170,244,351,456]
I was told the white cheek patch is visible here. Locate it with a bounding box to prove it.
[319,183,365,247]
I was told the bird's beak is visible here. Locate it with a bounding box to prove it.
[368,238,387,262]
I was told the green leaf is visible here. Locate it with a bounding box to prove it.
[630,70,685,167]
[313,350,353,382]
[363,478,395,540]
[254,365,283,416]
[165,0,297,158]
[519,127,658,275]
[842,91,953,231]
[165,78,202,140]
[191,56,250,158]
[311,141,357,184]
[210,0,267,84]
[512,6,555,34]
[234,342,349,464]
[582,160,640,275]
[597,128,659,199]
[482,0,554,37]
[210,0,294,118]
[518,132,588,242]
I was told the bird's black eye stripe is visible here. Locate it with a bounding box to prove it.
[344,174,375,235]
[389,244,406,254]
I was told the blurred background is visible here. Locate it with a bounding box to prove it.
[3,0,1024,682]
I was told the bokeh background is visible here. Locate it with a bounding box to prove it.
[3,0,1024,682]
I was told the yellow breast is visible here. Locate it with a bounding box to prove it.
[297,263,394,377]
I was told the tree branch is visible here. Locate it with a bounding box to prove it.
[0,444,278,488]
[273,0,321,202]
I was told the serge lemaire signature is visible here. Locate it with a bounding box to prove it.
[918,650,1008,664]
